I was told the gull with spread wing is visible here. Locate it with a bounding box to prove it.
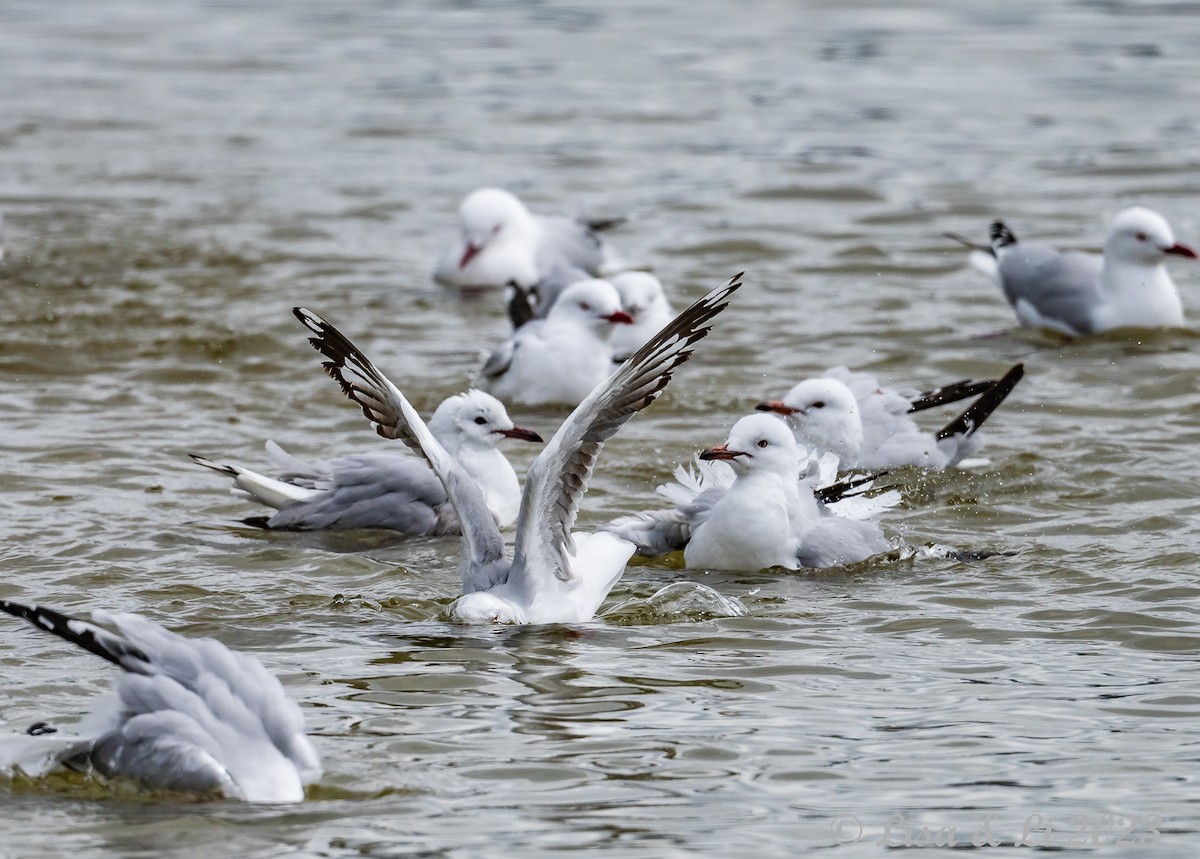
[0,601,319,802]
[294,274,742,623]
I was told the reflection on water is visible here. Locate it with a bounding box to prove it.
[3,0,1200,854]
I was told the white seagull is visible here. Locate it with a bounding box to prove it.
[478,278,634,407]
[610,272,675,362]
[607,413,892,572]
[294,274,741,623]
[948,206,1196,335]
[755,364,1025,470]
[190,390,542,533]
[433,188,621,292]
[0,600,320,802]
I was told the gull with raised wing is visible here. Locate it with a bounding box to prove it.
[756,364,1025,470]
[608,414,892,572]
[294,274,741,623]
[0,601,319,802]
[433,187,622,292]
[478,278,634,407]
[190,390,542,533]
[947,207,1196,335]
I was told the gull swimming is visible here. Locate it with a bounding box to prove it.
[610,272,675,363]
[607,413,892,571]
[755,364,1025,470]
[190,390,542,533]
[478,278,634,407]
[0,600,319,802]
[947,206,1196,335]
[433,188,622,292]
[294,274,742,623]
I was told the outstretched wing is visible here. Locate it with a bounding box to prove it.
[293,308,507,577]
[510,273,742,583]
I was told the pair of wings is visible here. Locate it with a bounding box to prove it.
[295,273,741,591]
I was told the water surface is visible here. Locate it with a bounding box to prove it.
[2,1,1200,855]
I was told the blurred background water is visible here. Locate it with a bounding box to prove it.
[2,0,1200,855]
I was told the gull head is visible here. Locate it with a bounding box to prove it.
[429,389,543,452]
[611,271,669,321]
[700,413,800,478]
[457,188,537,268]
[1105,206,1197,266]
[756,377,863,461]
[548,278,634,332]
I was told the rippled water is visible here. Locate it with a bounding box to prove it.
[3,0,1200,855]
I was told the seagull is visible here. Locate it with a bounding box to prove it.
[0,600,320,802]
[190,390,542,533]
[947,206,1197,335]
[433,188,622,292]
[294,273,741,623]
[610,272,675,363]
[607,413,892,572]
[755,364,1025,470]
[478,278,634,407]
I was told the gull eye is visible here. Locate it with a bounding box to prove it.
[812,401,826,409]
[473,416,488,425]
[757,439,769,448]
[1135,232,1149,241]
[579,301,591,311]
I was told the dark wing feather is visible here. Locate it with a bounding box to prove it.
[0,600,149,673]
[936,363,1025,441]
[906,378,996,413]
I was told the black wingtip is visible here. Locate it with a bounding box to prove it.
[814,470,892,505]
[988,220,1018,249]
[585,216,628,233]
[907,378,997,413]
[0,600,148,669]
[935,363,1025,441]
[240,515,274,530]
[505,280,536,329]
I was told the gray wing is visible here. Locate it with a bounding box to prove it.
[509,274,742,584]
[264,452,454,533]
[606,487,724,557]
[479,336,518,381]
[529,264,592,317]
[796,513,891,569]
[536,214,607,277]
[0,602,320,801]
[995,243,1103,334]
[294,308,508,584]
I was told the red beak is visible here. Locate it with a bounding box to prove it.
[603,310,635,325]
[699,443,745,461]
[459,242,481,268]
[754,400,799,415]
[1165,242,1198,260]
[496,426,543,443]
